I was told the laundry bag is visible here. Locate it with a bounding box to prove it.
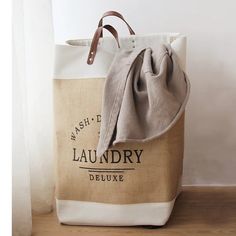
[54,11,189,226]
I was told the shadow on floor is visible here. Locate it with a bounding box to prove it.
[166,187,236,228]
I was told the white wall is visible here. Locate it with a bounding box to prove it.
[52,0,236,185]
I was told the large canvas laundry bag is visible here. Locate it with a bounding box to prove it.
[54,11,189,226]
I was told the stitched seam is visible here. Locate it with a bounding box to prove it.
[101,75,124,149]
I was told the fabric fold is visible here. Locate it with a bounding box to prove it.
[97,44,190,157]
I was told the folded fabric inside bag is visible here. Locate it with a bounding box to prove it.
[97,44,190,157]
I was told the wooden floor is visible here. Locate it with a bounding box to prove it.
[32,187,236,236]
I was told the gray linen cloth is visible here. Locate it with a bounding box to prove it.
[96,44,190,157]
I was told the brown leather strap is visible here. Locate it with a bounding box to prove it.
[87,24,120,65]
[98,11,135,37]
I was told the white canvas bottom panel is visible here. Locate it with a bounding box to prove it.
[56,197,177,226]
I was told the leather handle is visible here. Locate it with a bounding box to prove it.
[98,11,135,37]
[87,24,120,65]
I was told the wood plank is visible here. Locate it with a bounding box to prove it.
[32,187,236,236]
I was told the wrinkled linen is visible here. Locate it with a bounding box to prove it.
[97,44,190,157]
